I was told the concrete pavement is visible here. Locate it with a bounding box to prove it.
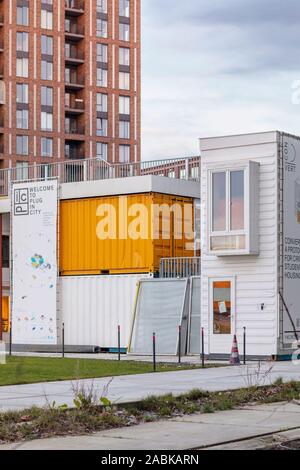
[0,361,300,412]
[2,402,300,450]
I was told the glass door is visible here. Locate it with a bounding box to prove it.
[210,278,235,354]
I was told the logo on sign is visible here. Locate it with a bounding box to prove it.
[284,141,297,172]
[14,188,29,216]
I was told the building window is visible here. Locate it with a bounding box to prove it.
[41,60,53,80]
[16,58,29,77]
[119,23,130,41]
[119,71,130,90]
[119,47,130,66]
[16,135,29,155]
[119,120,130,139]
[41,86,53,107]
[97,43,108,63]
[16,32,29,52]
[41,111,53,131]
[17,5,29,26]
[96,118,108,137]
[41,137,53,157]
[96,142,108,160]
[16,83,29,104]
[119,95,130,114]
[41,35,53,56]
[96,19,108,38]
[208,162,259,255]
[97,0,107,13]
[41,9,53,30]
[97,93,108,113]
[97,67,108,87]
[119,144,130,163]
[16,161,29,180]
[16,109,29,129]
[119,0,130,17]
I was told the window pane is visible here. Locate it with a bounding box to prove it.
[213,281,231,335]
[212,172,226,232]
[211,235,246,251]
[230,170,244,230]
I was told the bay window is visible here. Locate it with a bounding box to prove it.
[208,161,259,255]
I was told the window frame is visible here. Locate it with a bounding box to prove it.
[207,161,259,256]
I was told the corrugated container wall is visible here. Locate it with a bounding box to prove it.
[59,193,195,275]
[60,275,152,349]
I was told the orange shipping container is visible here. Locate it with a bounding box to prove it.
[60,193,195,275]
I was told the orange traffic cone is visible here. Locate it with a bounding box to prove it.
[230,335,240,365]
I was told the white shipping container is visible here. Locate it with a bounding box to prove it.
[60,274,152,349]
[199,131,300,359]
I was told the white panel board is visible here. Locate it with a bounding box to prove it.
[60,274,151,348]
[130,279,189,355]
[11,180,58,345]
[282,136,300,345]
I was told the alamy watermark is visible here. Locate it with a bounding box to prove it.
[95,197,201,251]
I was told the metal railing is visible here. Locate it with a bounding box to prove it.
[0,156,200,197]
[65,0,84,11]
[65,24,85,36]
[159,257,201,279]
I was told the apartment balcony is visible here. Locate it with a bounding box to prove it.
[0,144,3,159]
[0,66,3,79]
[65,49,85,65]
[65,123,85,139]
[65,99,85,115]
[0,118,4,132]
[0,41,3,53]
[65,75,85,90]
[0,14,3,27]
[65,0,84,16]
[65,149,85,160]
[65,23,85,41]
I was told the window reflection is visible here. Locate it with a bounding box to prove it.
[213,281,231,335]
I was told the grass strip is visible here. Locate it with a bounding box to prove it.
[0,378,299,444]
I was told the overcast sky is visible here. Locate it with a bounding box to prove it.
[141,0,300,160]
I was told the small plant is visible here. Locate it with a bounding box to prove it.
[242,361,275,388]
[274,377,284,386]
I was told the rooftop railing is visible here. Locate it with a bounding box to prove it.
[160,257,201,279]
[0,156,201,197]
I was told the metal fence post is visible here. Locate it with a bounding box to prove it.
[201,327,205,368]
[153,332,156,372]
[178,325,182,364]
[9,320,12,357]
[243,327,246,365]
[62,322,65,358]
[118,325,121,361]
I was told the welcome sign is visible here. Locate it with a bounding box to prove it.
[11,180,58,345]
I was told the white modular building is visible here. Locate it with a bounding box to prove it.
[200,131,300,359]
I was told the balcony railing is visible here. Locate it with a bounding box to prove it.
[65,149,85,159]
[65,23,85,36]
[65,0,84,11]
[65,123,85,135]
[65,75,85,87]
[0,156,201,196]
[159,257,201,279]
[65,100,85,112]
[65,49,85,61]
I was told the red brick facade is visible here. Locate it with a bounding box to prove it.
[0,0,141,169]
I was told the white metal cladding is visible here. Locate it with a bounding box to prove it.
[130,279,189,355]
[60,274,152,348]
[200,132,279,357]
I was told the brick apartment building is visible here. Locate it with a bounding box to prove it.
[0,0,141,176]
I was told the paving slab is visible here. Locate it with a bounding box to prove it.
[1,402,300,450]
[0,362,299,412]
